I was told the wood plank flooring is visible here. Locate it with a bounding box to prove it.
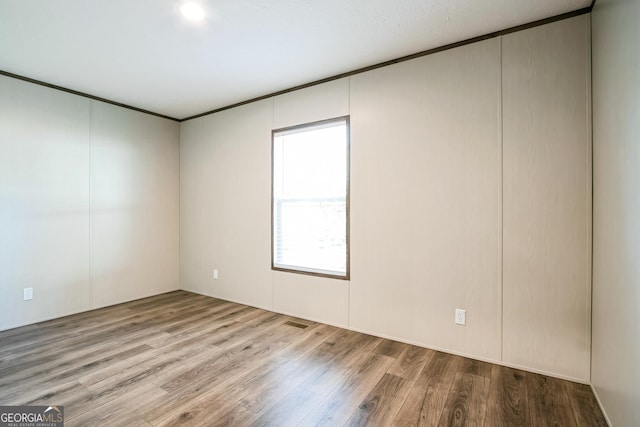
[0,291,608,426]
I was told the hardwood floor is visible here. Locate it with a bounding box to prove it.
[0,291,607,426]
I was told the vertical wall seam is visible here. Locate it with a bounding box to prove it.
[587,11,595,384]
[199,129,204,295]
[271,96,276,310]
[178,119,182,292]
[499,35,505,363]
[89,101,94,308]
[347,76,351,329]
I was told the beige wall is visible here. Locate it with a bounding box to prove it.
[592,0,640,425]
[349,39,502,361]
[502,16,592,381]
[90,102,180,308]
[0,75,180,331]
[180,99,273,310]
[179,80,352,327]
[272,79,351,327]
[180,15,592,381]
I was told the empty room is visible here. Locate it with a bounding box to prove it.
[0,0,637,425]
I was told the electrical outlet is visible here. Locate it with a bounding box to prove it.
[455,309,466,325]
[213,269,219,280]
[23,288,33,301]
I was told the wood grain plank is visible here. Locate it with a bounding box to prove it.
[565,381,608,427]
[526,372,578,427]
[298,352,395,427]
[437,358,490,427]
[391,351,461,427]
[144,321,317,425]
[484,365,530,426]
[165,326,342,426]
[374,339,410,358]
[388,345,434,380]
[64,382,166,426]
[249,387,322,427]
[297,331,382,397]
[345,373,412,426]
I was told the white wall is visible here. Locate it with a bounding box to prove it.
[90,102,180,308]
[180,15,592,381]
[0,76,92,329]
[592,0,640,424]
[0,75,180,331]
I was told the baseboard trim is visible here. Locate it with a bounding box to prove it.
[180,287,349,330]
[347,325,590,385]
[0,287,181,333]
[590,383,613,426]
[180,287,590,385]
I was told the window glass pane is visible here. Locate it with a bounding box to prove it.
[272,118,349,277]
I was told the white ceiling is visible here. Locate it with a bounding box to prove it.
[0,0,591,120]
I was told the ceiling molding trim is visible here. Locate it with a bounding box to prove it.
[0,69,180,122]
[181,6,593,122]
[1,5,593,123]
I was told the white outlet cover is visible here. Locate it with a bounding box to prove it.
[213,269,219,280]
[455,309,466,325]
[23,288,33,301]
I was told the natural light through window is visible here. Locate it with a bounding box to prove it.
[272,117,349,279]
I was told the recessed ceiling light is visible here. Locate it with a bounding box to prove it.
[181,2,205,21]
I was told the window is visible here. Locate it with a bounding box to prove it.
[272,117,350,279]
